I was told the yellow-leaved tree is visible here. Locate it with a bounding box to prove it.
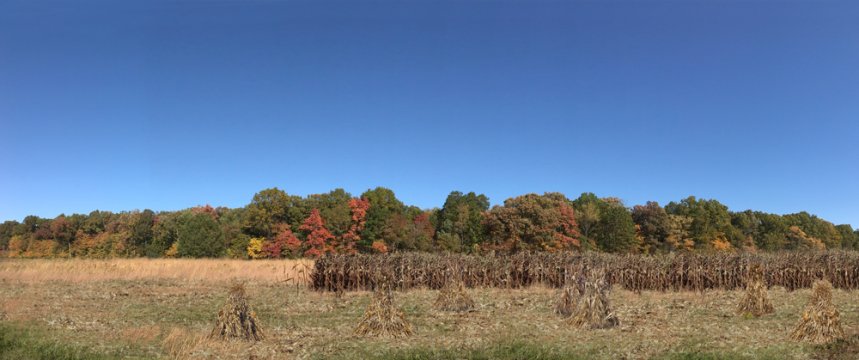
[247,237,266,259]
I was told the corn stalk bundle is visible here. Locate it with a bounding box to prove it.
[568,269,619,329]
[736,263,774,317]
[209,284,264,341]
[790,280,844,344]
[311,251,859,292]
[555,272,585,317]
[434,280,476,312]
[354,285,413,338]
[433,260,476,312]
[555,285,581,318]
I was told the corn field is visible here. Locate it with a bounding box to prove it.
[311,251,859,292]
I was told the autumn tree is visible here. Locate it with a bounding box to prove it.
[300,209,334,258]
[631,202,671,253]
[243,188,304,237]
[382,210,435,252]
[786,226,825,250]
[435,191,489,252]
[128,209,156,255]
[665,196,742,250]
[303,189,353,238]
[340,197,370,254]
[783,212,842,249]
[572,193,601,249]
[218,207,250,259]
[50,215,75,253]
[483,193,581,253]
[413,211,436,251]
[82,211,110,235]
[0,220,19,251]
[836,224,857,250]
[148,212,180,257]
[360,187,405,250]
[666,214,695,251]
[264,223,302,258]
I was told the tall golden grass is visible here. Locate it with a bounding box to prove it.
[0,258,313,284]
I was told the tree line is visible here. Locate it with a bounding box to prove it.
[1,187,856,258]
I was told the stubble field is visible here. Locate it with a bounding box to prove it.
[1,258,857,359]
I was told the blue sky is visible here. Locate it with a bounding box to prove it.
[1,1,857,226]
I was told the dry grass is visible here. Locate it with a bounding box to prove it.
[1,259,858,359]
[163,327,206,359]
[0,258,313,284]
[118,324,161,343]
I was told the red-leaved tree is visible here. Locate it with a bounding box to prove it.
[190,204,219,220]
[340,198,370,254]
[555,203,582,250]
[264,223,302,258]
[300,209,334,258]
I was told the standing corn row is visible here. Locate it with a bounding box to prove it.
[311,251,859,292]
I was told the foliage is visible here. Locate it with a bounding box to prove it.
[177,212,225,258]
[3,187,855,259]
[128,210,156,255]
[243,188,304,237]
[300,209,335,258]
[592,199,637,253]
[436,191,489,252]
[247,237,266,259]
[483,193,581,253]
[360,187,405,250]
[632,201,671,253]
[148,212,179,257]
[261,224,302,258]
[371,241,389,254]
[164,243,179,258]
[303,189,353,237]
[340,197,370,254]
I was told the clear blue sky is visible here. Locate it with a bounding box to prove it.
[1,1,857,226]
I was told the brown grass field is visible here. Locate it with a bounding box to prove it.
[1,258,858,359]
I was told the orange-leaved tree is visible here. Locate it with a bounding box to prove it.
[264,223,302,258]
[340,198,370,254]
[371,240,388,254]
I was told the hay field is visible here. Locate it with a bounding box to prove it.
[1,258,858,359]
[0,258,314,284]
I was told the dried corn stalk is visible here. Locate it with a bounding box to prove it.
[737,264,774,317]
[791,280,844,344]
[209,284,264,341]
[569,269,619,329]
[354,285,413,338]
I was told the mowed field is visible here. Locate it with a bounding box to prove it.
[1,259,858,359]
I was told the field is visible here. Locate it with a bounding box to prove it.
[1,258,859,359]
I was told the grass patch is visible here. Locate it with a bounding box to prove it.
[655,347,793,360]
[0,323,112,360]
[318,340,589,360]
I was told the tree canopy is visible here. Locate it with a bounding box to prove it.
[1,187,854,259]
